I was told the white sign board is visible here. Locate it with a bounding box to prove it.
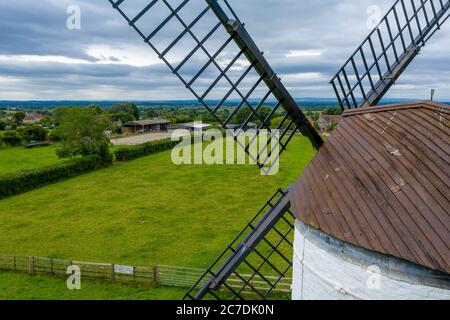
[114,265,134,275]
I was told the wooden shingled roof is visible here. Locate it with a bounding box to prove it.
[289,101,450,274]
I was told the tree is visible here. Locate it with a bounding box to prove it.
[0,121,6,131]
[216,108,230,122]
[259,106,273,122]
[144,109,158,118]
[0,130,22,146]
[109,103,140,120]
[48,130,61,142]
[314,122,321,132]
[323,107,343,115]
[270,116,286,129]
[233,106,252,124]
[327,122,339,132]
[199,112,216,123]
[312,111,320,121]
[38,116,53,128]
[52,106,79,125]
[18,125,48,142]
[110,111,135,124]
[13,112,26,125]
[8,122,17,130]
[54,108,113,163]
[233,106,273,126]
[174,114,193,124]
[88,105,103,115]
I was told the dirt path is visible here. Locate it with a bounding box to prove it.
[111,132,174,146]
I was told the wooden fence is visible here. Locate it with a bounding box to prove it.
[0,254,291,293]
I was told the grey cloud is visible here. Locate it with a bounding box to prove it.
[0,0,448,100]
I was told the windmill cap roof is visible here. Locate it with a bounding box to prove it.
[290,101,450,274]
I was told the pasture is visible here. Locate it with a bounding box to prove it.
[0,136,316,298]
[0,145,66,176]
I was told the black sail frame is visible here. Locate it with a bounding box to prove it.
[183,0,450,300]
[331,0,450,110]
[184,189,295,300]
[109,0,323,169]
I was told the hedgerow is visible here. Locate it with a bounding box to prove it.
[114,138,180,161]
[0,155,111,199]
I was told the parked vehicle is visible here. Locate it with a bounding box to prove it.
[25,140,52,149]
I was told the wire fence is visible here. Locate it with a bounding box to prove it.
[0,254,291,293]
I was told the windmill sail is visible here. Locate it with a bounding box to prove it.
[109,0,323,168]
[182,0,450,301]
[184,189,295,300]
[331,0,450,109]
[108,0,449,300]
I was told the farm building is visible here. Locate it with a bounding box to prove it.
[289,101,450,299]
[122,119,171,134]
[23,113,44,124]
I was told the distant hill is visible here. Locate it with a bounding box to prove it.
[0,98,447,110]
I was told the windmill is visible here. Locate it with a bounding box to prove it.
[108,0,450,300]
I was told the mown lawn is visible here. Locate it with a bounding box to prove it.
[0,145,66,176]
[0,136,315,299]
[0,272,185,300]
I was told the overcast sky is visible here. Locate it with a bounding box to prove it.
[0,0,448,101]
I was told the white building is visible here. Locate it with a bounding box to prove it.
[180,122,213,135]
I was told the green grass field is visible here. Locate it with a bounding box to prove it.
[0,272,185,300]
[0,136,315,299]
[0,145,66,176]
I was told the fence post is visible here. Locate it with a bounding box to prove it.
[111,264,115,281]
[13,256,16,271]
[29,256,34,275]
[50,258,54,276]
[152,266,158,287]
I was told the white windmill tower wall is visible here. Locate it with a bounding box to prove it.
[291,220,450,300]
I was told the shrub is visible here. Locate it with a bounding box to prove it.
[18,125,48,142]
[0,155,111,199]
[12,112,26,125]
[54,108,113,162]
[0,121,6,131]
[48,130,61,142]
[0,130,22,146]
[114,138,179,161]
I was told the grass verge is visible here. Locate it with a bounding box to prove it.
[0,272,185,300]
